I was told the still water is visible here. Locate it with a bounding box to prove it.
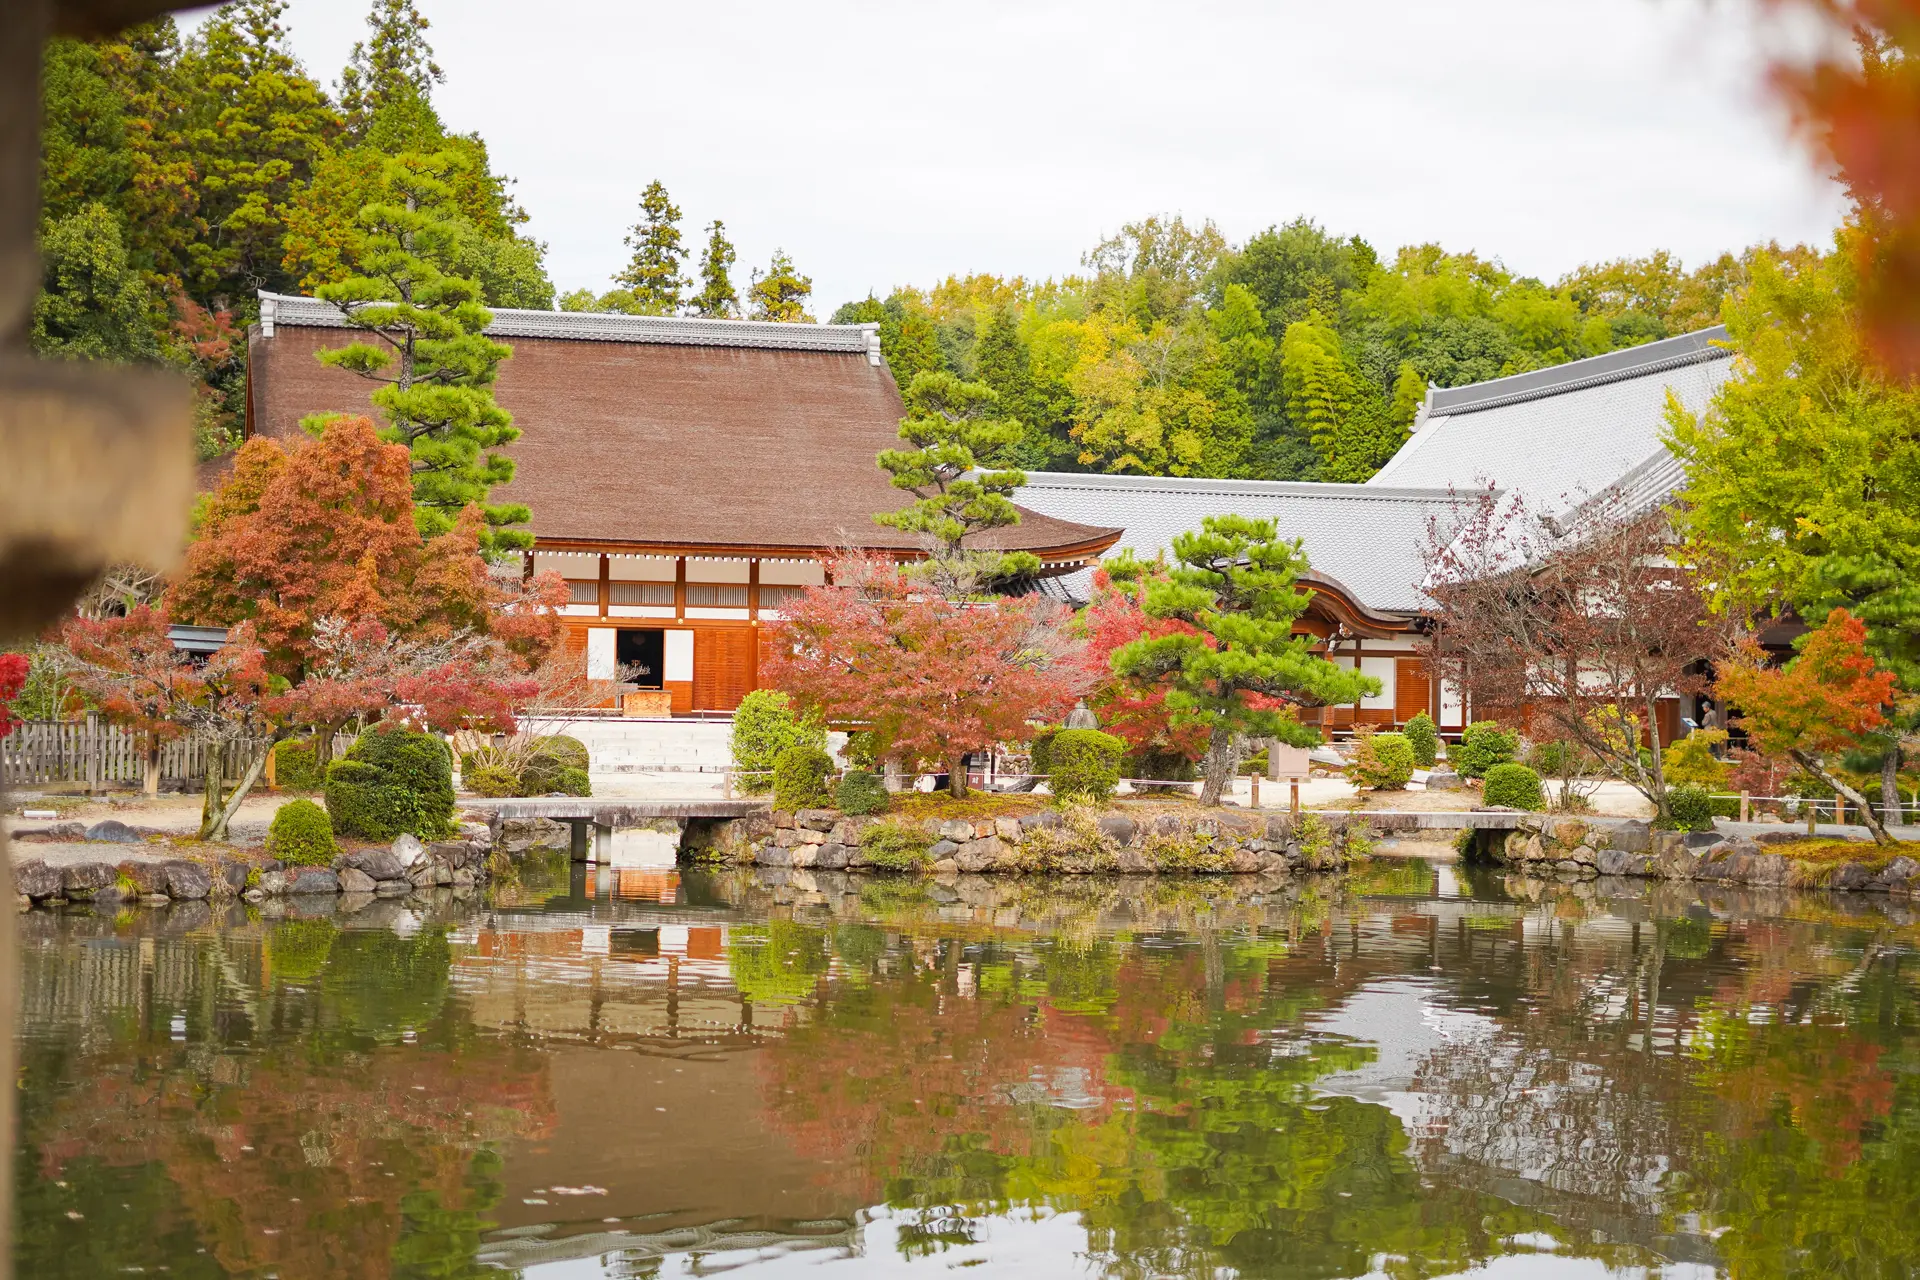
[15,856,1920,1279]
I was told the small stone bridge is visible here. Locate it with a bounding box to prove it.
[462,797,769,859]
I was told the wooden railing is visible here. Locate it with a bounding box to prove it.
[0,718,267,789]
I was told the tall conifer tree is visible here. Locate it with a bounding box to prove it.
[748,248,814,322]
[691,219,739,319]
[611,180,688,315]
[337,0,442,141]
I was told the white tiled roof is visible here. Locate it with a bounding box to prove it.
[1368,326,1734,516]
[256,291,881,357]
[1014,473,1460,614]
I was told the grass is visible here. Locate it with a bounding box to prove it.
[1764,837,1920,872]
[889,791,1046,822]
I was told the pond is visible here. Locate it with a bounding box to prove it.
[14,857,1920,1279]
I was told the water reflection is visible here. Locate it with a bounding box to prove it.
[14,860,1920,1278]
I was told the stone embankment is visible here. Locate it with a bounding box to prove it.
[695,806,1369,875]
[1485,814,1919,895]
[14,822,494,908]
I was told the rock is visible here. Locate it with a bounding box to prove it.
[163,861,212,900]
[772,829,799,848]
[15,860,60,899]
[994,817,1023,843]
[1831,862,1877,891]
[428,841,470,867]
[929,839,961,863]
[118,861,168,894]
[337,867,376,894]
[43,820,86,840]
[458,820,491,842]
[1097,815,1138,846]
[83,820,142,844]
[257,870,288,896]
[1608,821,1653,854]
[219,861,252,894]
[931,858,959,874]
[260,858,284,872]
[433,862,452,886]
[1114,847,1153,874]
[1595,848,1638,877]
[1230,849,1263,874]
[832,819,862,846]
[789,844,817,869]
[1876,856,1920,888]
[938,819,974,843]
[1425,770,1465,791]
[242,888,266,904]
[1020,810,1063,833]
[1551,819,1590,848]
[797,808,838,831]
[1263,815,1295,842]
[288,870,339,895]
[955,837,1003,873]
[1684,830,1727,852]
[61,861,116,897]
[1565,845,1598,867]
[795,827,827,846]
[757,844,792,868]
[815,842,849,870]
[392,834,426,867]
[773,810,795,829]
[338,850,404,881]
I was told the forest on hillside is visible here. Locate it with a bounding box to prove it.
[36,0,1795,482]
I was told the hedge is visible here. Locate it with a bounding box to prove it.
[1049,729,1126,804]
[1661,784,1716,833]
[773,742,835,811]
[1403,713,1440,768]
[1482,762,1545,811]
[324,727,456,841]
[521,735,591,795]
[272,738,324,791]
[267,798,337,867]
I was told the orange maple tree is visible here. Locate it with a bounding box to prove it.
[1717,607,1899,841]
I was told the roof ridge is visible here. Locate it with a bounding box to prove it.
[1018,471,1465,502]
[255,291,882,358]
[1425,324,1731,418]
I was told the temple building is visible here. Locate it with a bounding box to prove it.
[245,294,1120,714]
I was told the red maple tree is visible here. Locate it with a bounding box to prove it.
[1076,567,1209,768]
[1717,607,1900,842]
[60,605,202,797]
[0,652,28,738]
[762,553,1089,796]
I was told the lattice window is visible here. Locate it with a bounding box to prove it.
[685,584,748,607]
[610,582,675,606]
[565,579,600,606]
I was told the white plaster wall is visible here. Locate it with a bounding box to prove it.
[759,560,826,586]
[535,551,601,577]
[609,555,675,582]
[685,558,750,584]
[664,630,693,681]
[586,627,617,679]
[1361,656,1398,710]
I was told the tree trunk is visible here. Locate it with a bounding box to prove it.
[1885,744,1904,829]
[205,744,272,843]
[1198,725,1240,808]
[1794,748,1895,844]
[142,732,159,798]
[1642,692,1670,822]
[198,740,226,841]
[946,752,968,799]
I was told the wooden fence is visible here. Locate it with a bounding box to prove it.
[1,718,268,790]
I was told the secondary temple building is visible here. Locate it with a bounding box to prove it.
[249,294,1732,734]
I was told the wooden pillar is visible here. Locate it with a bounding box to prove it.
[674,556,687,620]
[747,558,759,622]
[1352,636,1364,723]
[598,553,609,619]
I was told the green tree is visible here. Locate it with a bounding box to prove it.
[690,218,739,318]
[32,203,162,362]
[1112,514,1374,804]
[1668,241,1920,688]
[748,247,814,322]
[610,179,687,314]
[875,371,1038,589]
[312,150,530,554]
[1280,312,1410,482]
[337,0,443,142]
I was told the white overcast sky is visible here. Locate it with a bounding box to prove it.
[183,0,1847,313]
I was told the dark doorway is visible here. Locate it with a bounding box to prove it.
[617,629,664,688]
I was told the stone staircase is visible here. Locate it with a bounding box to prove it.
[524,717,735,773]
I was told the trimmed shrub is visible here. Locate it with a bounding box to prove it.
[773,742,834,811]
[267,798,337,867]
[835,769,889,815]
[1353,732,1416,790]
[272,738,323,791]
[1128,751,1198,782]
[1049,729,1126,804]
[1028,727,1062,778]
[463,765,520,798]
[1403,713,1440,768]
[731,691,824,794]
[1529,739,1592,778]
[1456,721,1519,779]
[1482,762,1545,811]
[1661,784,1716,832]
[522,735,591,794]
[1239,748,1269,777]
[324,727,456,841]
[1662,730,1730,789]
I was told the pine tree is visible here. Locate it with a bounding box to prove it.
[691,220,739,318]
[312,149,530,556]
[337,0,443,141]
[611,180,687,315]
[748,248,814,322]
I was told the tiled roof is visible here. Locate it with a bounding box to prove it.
[1369,325,1734,515]
[1013,473,1462,614]
[257,291,882,357]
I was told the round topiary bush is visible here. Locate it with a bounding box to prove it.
[1456,721,1519,779]
[1661,784,1716,832]
[551,766,591,797]
[267,797,337,867]
[272,738,324,791]
[1049,729,1126,804]
[773,742,835,812]
[732,691,824,794]
[324,727,456,840]
[1354,732,1416,790]
[1403,713,1440,768]
[1482,762,1546,811]
[522,735,591,794]
[835,769,889,815]
[464,764,520,798]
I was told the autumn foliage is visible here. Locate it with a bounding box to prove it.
[0,652,30,737]
[1076,568,1210,766]
[1717,607,1900,841]
[762,553,1089,795]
